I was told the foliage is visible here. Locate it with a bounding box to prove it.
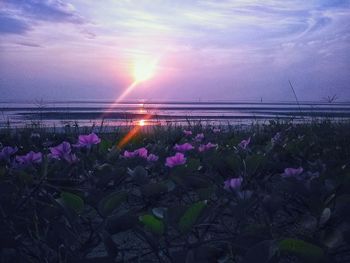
[0,120,350,262]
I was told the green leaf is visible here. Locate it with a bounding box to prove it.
[178,201,207,233]
[60,192,84,214]
[226,154,241,174]
[243,240,277,263]
[278,238,324,262]
[106,211,138,234]
[197,187,214,200]
[0,167,7,179]
[184,176,210,189]
[15,170,33,184]
[245,154,265,175]
[171,165,188,177]
[239,224,272,247]
[40,204,61,220]
[141,182,168,197]
[166,205,188,225]
[139,214,165,235]
[321,228,343,249]
[165,180,176,191]
[192,245,224,262]
[186,158,201,171]
[99,139,112,154]
[107,145,121,159]
[129,166,148,185]
[102,231,119,258]
[319,208,331,226]
[285,139,303,156]
[95,163,114,180]
[172,175,210,189]
[98,191,127,217]
[128,166,147,176]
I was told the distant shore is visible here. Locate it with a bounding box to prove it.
[1,100,350,128]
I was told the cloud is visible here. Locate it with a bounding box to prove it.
[319,0,350,8]
[89,0,344,50]
[16,41,41,47]
[0,12,30,34]
[5,0,83,23]
[0,1,86,38]
[1,0,350,101]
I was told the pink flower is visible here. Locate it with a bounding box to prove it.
[213,128,221,133]
[63,153,79,164]
[194,133,205,142]
[166,152,186,168]
[16,151,42,165]
[198,142,217,152]
[49,141,78,163]
[238,137,251,149]
[0,146,18,160]
[183,130,192,136]
[282,167,304,178]
[123,150,138,158]
[123,147,149,159]
[224,177,243,191]
[74,133,101,148]
[147,154,159,162]
[50,141,71,159]
[134,147,148,158]
[173,143,194,152]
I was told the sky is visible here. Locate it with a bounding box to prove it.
[0,0,350,102]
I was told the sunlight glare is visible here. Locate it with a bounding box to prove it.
[139,119,146,126]
[133,57,158,83]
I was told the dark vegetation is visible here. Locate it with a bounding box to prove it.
[0,120,350,262]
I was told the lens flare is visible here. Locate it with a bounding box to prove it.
[102,54,161,148]
[104,56,158,109]
[117,114,153,148]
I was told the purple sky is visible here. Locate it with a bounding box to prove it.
[0,0,350,101]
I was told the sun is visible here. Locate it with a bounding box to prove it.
[132,57,158,83]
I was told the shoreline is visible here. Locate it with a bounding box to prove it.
[1,118,350,134]
[2,100,350,129]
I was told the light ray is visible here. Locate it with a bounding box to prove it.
[101,55,159,120]
[117,113,153,148]
[100,80,138,120]
[116,81,138,103]
[101,53,163,147]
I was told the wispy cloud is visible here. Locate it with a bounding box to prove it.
[4,0,84,23]
[15,41,41,47]
[0,0,84,36]
[0,11,30,34]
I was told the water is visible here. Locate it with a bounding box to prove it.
[1,100,350,128]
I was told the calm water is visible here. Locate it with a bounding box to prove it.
[1,100,350,127]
